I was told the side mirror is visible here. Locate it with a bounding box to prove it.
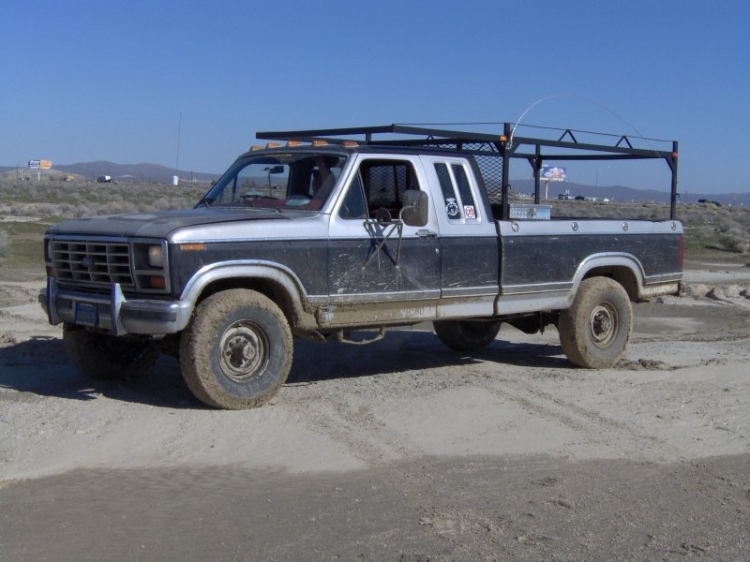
[400,190,428,227]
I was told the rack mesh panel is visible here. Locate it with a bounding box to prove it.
[415,141,504,203]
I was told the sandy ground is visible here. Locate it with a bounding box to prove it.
[1,263,749,560]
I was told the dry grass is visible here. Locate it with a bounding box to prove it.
[0,179,206,219]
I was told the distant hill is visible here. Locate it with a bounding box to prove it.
[509,179,750,207]
[0,162,747,206]
[0,161,219,184]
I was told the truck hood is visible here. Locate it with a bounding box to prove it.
[46,207,290,239]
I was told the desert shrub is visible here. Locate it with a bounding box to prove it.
[717,217,742,233]
[152,197,171,211]
[0,229,8,257]
[717,229,749,254]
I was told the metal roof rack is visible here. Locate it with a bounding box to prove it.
[257,123,679,219]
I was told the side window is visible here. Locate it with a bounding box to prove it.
[338,173,368,219]
[452,164,477,220]
[434,162,479,221]
[435,163,460,219]
[339,159,421,220]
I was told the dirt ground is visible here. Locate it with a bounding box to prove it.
[1,261,749,561]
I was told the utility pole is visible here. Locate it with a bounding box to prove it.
[174,112,182,186]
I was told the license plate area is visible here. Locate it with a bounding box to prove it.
[74,302,99,327]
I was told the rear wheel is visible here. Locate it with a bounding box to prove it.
[558,277,632,368]
[179,289,293,409]
[433,320,502,352]
[62,324,158,380]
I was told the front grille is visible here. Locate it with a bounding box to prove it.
[51,240,134,288]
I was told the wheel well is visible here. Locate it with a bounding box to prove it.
[195,278,300,325]
[582,266,638,300]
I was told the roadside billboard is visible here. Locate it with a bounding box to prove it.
[28,159,53,169]
[541,165,566,181]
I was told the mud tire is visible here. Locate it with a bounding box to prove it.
[62,323,158,380]
[558,277,632,368]
[179,289,293,410]
[433,320,502,352]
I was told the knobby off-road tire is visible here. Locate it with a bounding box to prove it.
[179,289,293,410]
[558,277,633,369]
[433,320,502,352]
[62,323,159,380]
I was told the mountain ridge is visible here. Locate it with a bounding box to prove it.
[0,161,219,184]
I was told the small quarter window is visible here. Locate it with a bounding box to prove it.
[434,162,478,221]
[452,164,477,220]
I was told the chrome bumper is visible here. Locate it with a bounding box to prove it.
[39,278,192,336]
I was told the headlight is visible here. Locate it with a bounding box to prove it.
[148,245,165,268]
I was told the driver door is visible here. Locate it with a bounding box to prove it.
[324,155,441,327]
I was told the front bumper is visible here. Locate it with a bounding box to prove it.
[40,278,193,336]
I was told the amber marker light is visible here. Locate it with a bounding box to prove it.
[149,276,167,290]
[179,243,206,251]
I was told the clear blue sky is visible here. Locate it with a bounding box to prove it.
[2,0,748,195]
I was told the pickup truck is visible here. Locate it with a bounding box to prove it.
[40,123,683,409]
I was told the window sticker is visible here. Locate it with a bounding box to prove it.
[464,205,476,219]
[445,197,460,218]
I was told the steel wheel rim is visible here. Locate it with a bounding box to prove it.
[218,321,268,383]
[589,302,618,347]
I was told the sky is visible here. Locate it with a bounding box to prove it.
[2,0,749,195]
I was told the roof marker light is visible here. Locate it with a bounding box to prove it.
[312,139,328,146]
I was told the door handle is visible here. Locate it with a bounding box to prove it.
[416,229,437,238]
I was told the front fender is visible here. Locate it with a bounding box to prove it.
[180,260,322,326]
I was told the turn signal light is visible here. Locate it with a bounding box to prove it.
[149,276,167,290]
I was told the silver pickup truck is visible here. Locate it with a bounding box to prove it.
[40,124,683,409]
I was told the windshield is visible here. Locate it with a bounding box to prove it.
[200,151,347,211]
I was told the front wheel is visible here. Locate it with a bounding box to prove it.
[179,289,293,409]
[62,324,159,380]
[433,319,502,352]
[558,277,632,368]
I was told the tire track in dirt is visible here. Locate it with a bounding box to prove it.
[479,373,684,462]
[288,391,424,466]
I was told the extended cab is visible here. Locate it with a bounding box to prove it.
[40,124,683,409]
